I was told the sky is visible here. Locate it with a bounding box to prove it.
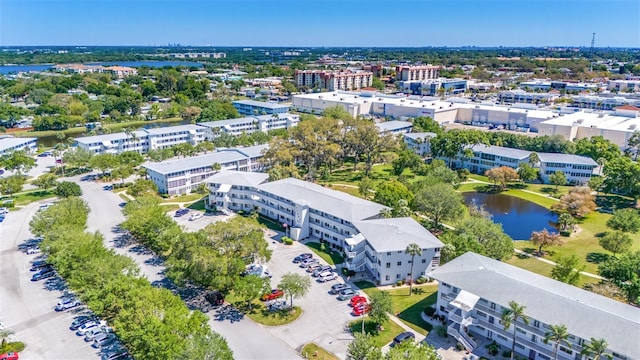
[1,0,639,48]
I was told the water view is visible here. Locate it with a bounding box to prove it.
[0,61,203,74]
[463,192,558,240]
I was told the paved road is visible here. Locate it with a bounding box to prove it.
[0,201,99,360]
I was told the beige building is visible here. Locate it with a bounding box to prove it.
[294,70,373,91]
[395,65,440,82]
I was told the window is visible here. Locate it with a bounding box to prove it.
[396,274,401,279]
[397,261,402,266]
[490,303,496,310]
[559,347,572,355]
[386,263,391,269]
[422,259,426,263]
[385,275,390,281]
[476,311,487,318]
[533,320,540,328]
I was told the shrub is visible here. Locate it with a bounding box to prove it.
[282,237,293,245]
[486,341,500,356]
[435,325,447,337]
[423,307,436,317]
[2,341,25,353]
[502,350,512,358]
[396,280,403,287]
[341,268,355,277]
[416,276,427,284]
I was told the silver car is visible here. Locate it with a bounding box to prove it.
[338,288,358,301]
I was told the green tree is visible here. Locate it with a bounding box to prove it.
[549,170,567,189]
[358,176,374,199]
[543,324,572,360]
[598,250,640,305]
[112,165,134,184]
[485,166,520,190]
[0,175,25,197]
[530,228,563,255]
[90,153,117,177]
[602,156,640,196]
[411,116,443,135]
[373,181,413,208]
[127,179,158,197]
[54,181,83,198]
[588,176,604,195]
[405,243,422,295]
[599,231,633,257]
[606,208,640,233]
[551,255,584,285]
[63,147,94,170]
[235,274,270,311]
[278,272,311,308]
[557,213,575,233]
[529,152,540,165]
[627,131,640,161]
[117,151,145,168]
[575,136,621,162]
[32,173,58,192]
[0,328,14,350]
[581,338,612,360]
[368,291,392,327]
[457,216,514,260]
[391,149,422,176]
[386,340,439,360]
[0,150,36,175]
[517,163,538,183]
[322,105,353,121]
[346,332,383,360]
[414,183,463,229]
[501,301,529,360]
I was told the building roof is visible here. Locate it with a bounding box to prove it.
[376,121,413,132]
[0,136,37,153]
[428,252,640,359]
[258,178,387,223]
[206,170,269,188]
[73,131,147,145]
[233,99,290,109]
[221,144,268,158]
[616,105,640,111]
[468,144,531,160]
[144,124,205,135]
[537,152,598,166]
[539,111,640,133]
[403,132,437,140]
[143,150,249,175]
[353,217,443,252]
[198,113,298,129]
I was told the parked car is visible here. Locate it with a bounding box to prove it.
[0,207,8,215]
[261,289,284,301]
[338,288,358,301]
[85,327,109,342]
[0,352,19,360]
[101,346,129,360]
[299,258,318,268]
[26,247,41,255]
[30,261,50,272]
[353,303,371,316]
[318,271,338,282]
[76,321,100,336]
[392,332,415,345]
[103,185,113,191]
[31,268,55,281]
[312,265,332,277]
[92,333,117,348]
[174,208,190,217]
[350,295,367,307]
[189,212,203,221]
[204,291,225,307]
[70,315,96,330]
[55,297,81,311]
[292,253,312,263]
[306,263,322,273]
[0,215,4,223]
[330,283,350,295]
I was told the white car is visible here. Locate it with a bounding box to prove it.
[189,213,203,221]
[55,297,80,311]
[318,271,338,282]
[76,321,100,336]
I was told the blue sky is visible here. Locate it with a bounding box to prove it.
[1,0,638,47]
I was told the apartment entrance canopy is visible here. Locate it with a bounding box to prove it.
[451,290,480,312]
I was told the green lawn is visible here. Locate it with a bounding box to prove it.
[354,281,436,335]
[506,254,598,288]
[187,199,206,211]
[4,189,57,206]
[12,117,183,138]
[300,343,339,360]
[245,304,302,326]
[160,204,180,212]
[349,319,406,348]
[323,183,363,198]
[305,242,345,265]
[161,193,204,203]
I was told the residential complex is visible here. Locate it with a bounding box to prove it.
[232,100,290,116]
[395,65,440,82]
[607,79,640,93]
[0,135,38,156]
[428,252,640,360]
[399,78,467,96]
[198,113,300,138]
[207,173,443,285]
[447,144,597,185]
[375,120,413,134]
[294,70,373,91]
[403,132,437,156]
[143,144,267,195]
[567,94,640,111]
[519,80,600,92]
[498,90,559,105]
[51,63,137,77]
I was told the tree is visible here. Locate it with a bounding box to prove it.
[599,231,633,257]
[405,243,422,295]
[112,165,134,184]
[543,324,572,360]
[517,163,538,183]
[581,338,612,360]
[0,328,14,350]
[386,340,439,360]
[552,187,597,218]
[32,173,58,192]
[323,105,353,121]
[606,208,640,233]
[575,136,621,162]
[557,213,575,233]
[602,156,640,197]
[549,171,567,189]
[588,176,604,195]
[368,291,392,327]
[485,166,519,190]
[413,183,463,229]
[528,152,540,165]
[391,149,422,176]
[530,229,563,255]
[358,176,374,199]
[63,147,94,170]
[0,150,36,175]
[393,199,412,218]
[626,131,640,161]
[412,116,443,135]
[235,274,270,311]
[54,181,83,198]
[551,255,584,285]
[373,181,413,208]
[90,153,117,177]
[0,175,25,197]
[456,216,514,260]
[599,250,640,305]
[501,301,529,360]
[278,272,311,308]
[127,179,158,197]
[346,333,383,360]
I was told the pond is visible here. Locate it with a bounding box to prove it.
[462,192,558,240]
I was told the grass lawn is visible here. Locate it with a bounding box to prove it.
[160,204,180,212]
[12,117,183,138]
[300,343,339,360]
[354,281,436,335]
[257,215,285,232]
[323,183,363,198]
[187,199,206,211]
[245,304,302,326]
[506,253,599,288]
[5,189,57,206]
[305,242,345,265]
[118,193,130,203]
[161,193,204,203]
[349,318,405,348]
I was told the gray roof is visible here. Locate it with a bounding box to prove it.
[143,150,248,175]
[403,132,437,140]
[258,178,387,223]
[233,99,290,109]
[538,153,598,166]
[376,121,413,132]
[469,144,531,160]
[206,170,269,187]
[144,124,205,135]
[198,116,258,129]
[0,136,36,152]
[74,131,146,144]
[428,252,640,359]
[354,217,443,252]
[219,144,268,158]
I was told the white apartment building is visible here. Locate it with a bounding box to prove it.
[519,80,600,92]
[294,70,373,91]
[607,79,640,93]
[375,121,413,135]
[568,95,640,111]
[74,125,207,155]
[207,174,443,285]
[144,144,266,195]
[428,252,640,360]
[0,135,38,156]
[395,65,441,82]
[498,90,559,104]
[537,153,598,185]
[198,113,300,139]
[403,132,436,156]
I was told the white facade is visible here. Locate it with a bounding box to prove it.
[395,65,440,82]
[607,79,640,93]
[538,153,598,185]
[403,132,437,156]
[207,174,442,285]
[198,113,300,139]
[294,70,373,91]
[0,136,38,156]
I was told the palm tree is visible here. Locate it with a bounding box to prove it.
[501,301,529,360]
[405,243,422,295]
[581,338,612,360]
[557,213,575,233]
[0,328,14,349]
[543,324,571,360]
[529,152,540,166]
[596,158,607,176]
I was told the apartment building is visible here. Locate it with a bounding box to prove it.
[294,70,373,91]
[74,125,207,155]
[399,78,467,96]
[232,100,291,116]
[403,132,437,156]
[375,120,413,135]
[498,90,559,105]
[537,153,598,185]
[144,144,267,195]
[519,80,599,92]
[428,252,640,360]
[0,135,37,156]
[198,113,300,138]
[607,79,640,93]
[567,95,640,111]
[207,174,443,285]
[395,65,441,82]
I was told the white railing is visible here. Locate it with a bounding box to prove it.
[447,324,476,352]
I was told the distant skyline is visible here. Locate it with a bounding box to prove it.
[1,0,639,48]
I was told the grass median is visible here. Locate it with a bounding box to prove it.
[305,242,345,265]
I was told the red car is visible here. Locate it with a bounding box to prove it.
[350,295,367,307]
[261,289,284,301]
[0,352,19,360]
[352,303,371,316]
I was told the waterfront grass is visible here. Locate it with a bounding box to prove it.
[12,117,184,138]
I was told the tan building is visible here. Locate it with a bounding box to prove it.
[294,70,373,91]
[395,65,440,82]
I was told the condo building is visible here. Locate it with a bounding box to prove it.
[294,70,373,91]
[0,135,38,156]
[395,65,441,82]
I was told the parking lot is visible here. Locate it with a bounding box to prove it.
[0,202,100,360]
